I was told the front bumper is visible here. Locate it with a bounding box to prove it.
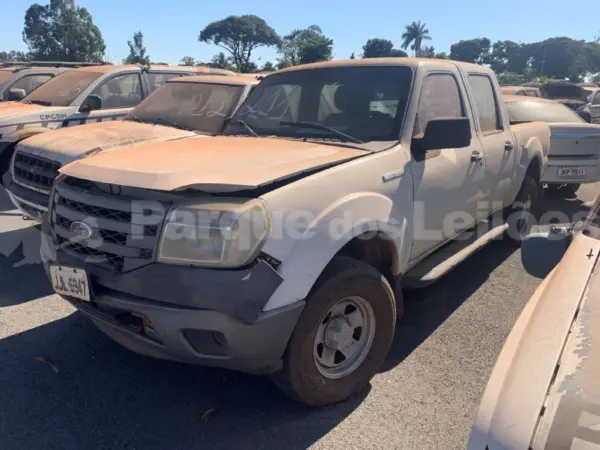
[2,171,47,221]
[40,224,304,374]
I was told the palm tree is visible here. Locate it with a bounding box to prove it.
[401,21,432,57]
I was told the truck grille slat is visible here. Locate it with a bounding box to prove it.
[50,176,167,273]
[13,152,61,191]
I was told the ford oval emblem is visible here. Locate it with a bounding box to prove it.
[70,220,93,239]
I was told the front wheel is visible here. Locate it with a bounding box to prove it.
[271,257,398,407]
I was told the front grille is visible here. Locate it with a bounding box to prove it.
[50,176,168,272]
[13,152,61,192]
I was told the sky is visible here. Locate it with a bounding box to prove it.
[2,0,599,66]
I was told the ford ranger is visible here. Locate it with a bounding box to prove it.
[40,58,551,406]
[0,64,237,180]
[3,75,259,221]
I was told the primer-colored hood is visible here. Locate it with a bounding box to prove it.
[60,136,365,192]
[16,120,198,165]
[468,232,600,449]
[0,101,46,119]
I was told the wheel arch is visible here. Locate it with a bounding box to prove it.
[262,193,410,312]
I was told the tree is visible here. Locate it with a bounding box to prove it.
[278,25,333,66]
[0,50,29,61]
[417,45,436,58]
[449,38,491,64]
[23,0,105,62]
[123,31,150,65]
[209,52,233,70]
[489,40,529,74]
[401,21,431,56]
[199,15,279,72]
[180,56,196,66]
[362,39,407,58]
[262,61,275,71]
[435,52,449,59]
[528,37,588,80]
[350,52,355,59]
[363,38,393,58]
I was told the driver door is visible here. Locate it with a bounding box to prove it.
[409,70,487,261]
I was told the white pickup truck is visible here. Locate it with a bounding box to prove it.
[41,58,550,406]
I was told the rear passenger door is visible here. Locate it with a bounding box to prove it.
[466,74,516,208]
[83,72,146,124]
[409,70,487,261]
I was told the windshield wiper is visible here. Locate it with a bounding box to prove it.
[279,121,364,144]
[151,117,197,133]
[230,119,259,137]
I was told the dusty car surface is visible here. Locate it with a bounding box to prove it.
[578,88,600,124]
[538,81,593,111]
[504,94,600,196]
[0,61,92,101]
[468,197,600,450]
[0,64,237,180]
[2,75,259,221]
[500,85,542,97]
[41,57,550,406]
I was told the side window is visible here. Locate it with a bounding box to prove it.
[413,73,465,137]
[5,74,53,99]
[516,90,526,96]
[90,73,143,109]
[146,72,183,93]
[468,74,503,135]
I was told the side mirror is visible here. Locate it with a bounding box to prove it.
[419,117,471,151]
[80,94,102,113]
[8,88,26,101]
[521,227,573,278]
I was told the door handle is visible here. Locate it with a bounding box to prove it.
[471,150,483,163]
[504,141,514,151]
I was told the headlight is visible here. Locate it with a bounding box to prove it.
[157,198,270,268]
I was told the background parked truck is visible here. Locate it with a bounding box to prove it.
[41,58,550,406]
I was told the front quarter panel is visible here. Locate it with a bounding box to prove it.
[260,146,412,311]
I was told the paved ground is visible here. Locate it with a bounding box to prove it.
[0,184,597,450]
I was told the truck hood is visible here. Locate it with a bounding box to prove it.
[0,101,46,119]
[60,136,366,192]
[16,120,199,165]
[467,232,600,450]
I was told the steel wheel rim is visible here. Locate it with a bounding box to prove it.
[313,296,376,380]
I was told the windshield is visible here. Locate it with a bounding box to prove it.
[505,100,585,124]
[22,71,102,107]
[223,65,413,147]
[128,81,244,135]
[542,84,587,100]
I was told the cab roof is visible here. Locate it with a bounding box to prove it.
[171,74,259,86]
[72,64,204,74]
[275,57,494,75]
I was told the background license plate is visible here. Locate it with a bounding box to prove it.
[558,167,586,177]
[50,266,90,301]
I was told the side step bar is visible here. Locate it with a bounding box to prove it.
[402,222,510,289]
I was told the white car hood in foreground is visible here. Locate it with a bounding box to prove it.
[468,232,600,449]
[15,120,199,165]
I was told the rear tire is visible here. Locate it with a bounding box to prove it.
[546,183,580,198]
[506,175,539,246]
[271,257,398,407]
[563,183,580,198]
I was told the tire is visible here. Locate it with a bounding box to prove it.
[505,175,540,246]
[563,183,580,198]
[271,257,398,407]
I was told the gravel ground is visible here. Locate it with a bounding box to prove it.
[0,184,597,450]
